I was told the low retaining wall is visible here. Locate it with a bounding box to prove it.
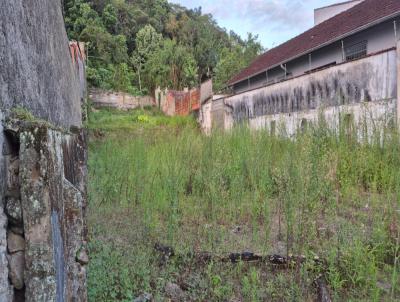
[222,48,398,136]
[89,89,155,110]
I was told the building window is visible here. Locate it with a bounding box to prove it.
[345,40,367,61]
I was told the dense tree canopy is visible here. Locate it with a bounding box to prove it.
[64,0,264,94]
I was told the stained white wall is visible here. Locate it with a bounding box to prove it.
[199,100,213,135]
[225,49,397,137]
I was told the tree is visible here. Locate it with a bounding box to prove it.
[80,24,128,65]
[213,33,263,92]
[143,39,198,92]
[142,0,170,33]
[113,63,133,92]
[112,1,139,49]
[131,25,162,91]
[64,0,100,38]
[64,0,263,94]
[102,4,118,33]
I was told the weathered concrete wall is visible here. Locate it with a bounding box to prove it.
[225,49,397,136]
[0,0,88,301]
[15,121,88,301]
[0,120,88,302]
[212,98,226,130]
[0,112,13,301]
[200,79,213,103]
[199,93,229,134]
[199,100,212,135]
[0,0,83,128]
[89,89,155,110]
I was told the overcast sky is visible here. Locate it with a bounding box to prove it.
[170,0,344,48]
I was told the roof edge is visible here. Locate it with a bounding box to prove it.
[228,11,400,87]
[227,47,395,99]
[314,0,363,12]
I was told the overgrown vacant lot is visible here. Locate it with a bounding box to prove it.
[88,108,399,302]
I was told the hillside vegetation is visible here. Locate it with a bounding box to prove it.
[64,0,263,93]
[88,108,399,301]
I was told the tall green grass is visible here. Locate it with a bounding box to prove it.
[88,110,399,301]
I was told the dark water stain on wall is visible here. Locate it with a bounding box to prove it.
[51,211,65,302]
[229,62,386,124]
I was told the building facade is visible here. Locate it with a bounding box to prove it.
[230,1,400,94]
[203,0,400,137]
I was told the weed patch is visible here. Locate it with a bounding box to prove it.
[88,109,399,301]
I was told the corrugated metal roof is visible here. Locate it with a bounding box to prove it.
[228,0,400,86]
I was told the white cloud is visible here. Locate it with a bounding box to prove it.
[199,0,313,31]
[245,1,312,29]
[170,0,335,46]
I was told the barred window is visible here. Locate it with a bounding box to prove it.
[345,40,367,61]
